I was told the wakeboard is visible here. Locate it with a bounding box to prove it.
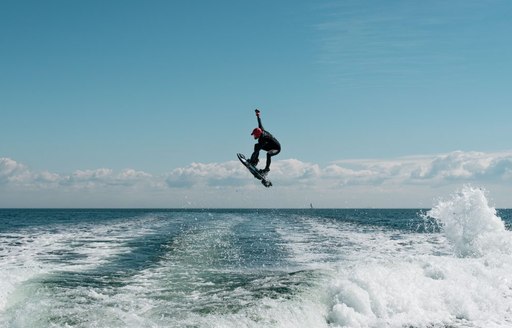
[237,153,272,188]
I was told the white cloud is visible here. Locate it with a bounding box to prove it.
[63,168,154,188]
[165,161,246,188]
[2,151,512,207]
[326,151,512,186]
[0,159,154,190]
[0,158,28,184]
[409,151,512,183]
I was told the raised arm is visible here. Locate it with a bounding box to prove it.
[255,109,264,130]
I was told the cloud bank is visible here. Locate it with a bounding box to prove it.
[2,151,512,208]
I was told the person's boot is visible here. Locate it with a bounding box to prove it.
[248,158,259,167]
[258,168,270,176]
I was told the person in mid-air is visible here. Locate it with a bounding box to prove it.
[248,109,281,175]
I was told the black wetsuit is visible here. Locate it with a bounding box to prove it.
[250,116,281,171]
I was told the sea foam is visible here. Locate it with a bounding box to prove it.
[427,185,510,257]
[327,186,512,327]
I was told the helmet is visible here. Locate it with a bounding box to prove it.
[251,128,263,139]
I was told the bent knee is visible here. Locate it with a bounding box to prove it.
[268,149,280,156]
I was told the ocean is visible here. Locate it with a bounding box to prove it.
[1,186,511,328]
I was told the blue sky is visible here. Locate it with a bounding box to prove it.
[2,0,512,207]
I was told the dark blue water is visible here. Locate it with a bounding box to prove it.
[1,199,511,327]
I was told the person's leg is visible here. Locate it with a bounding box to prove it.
[249,144,260,166]
[262,149,280,172]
